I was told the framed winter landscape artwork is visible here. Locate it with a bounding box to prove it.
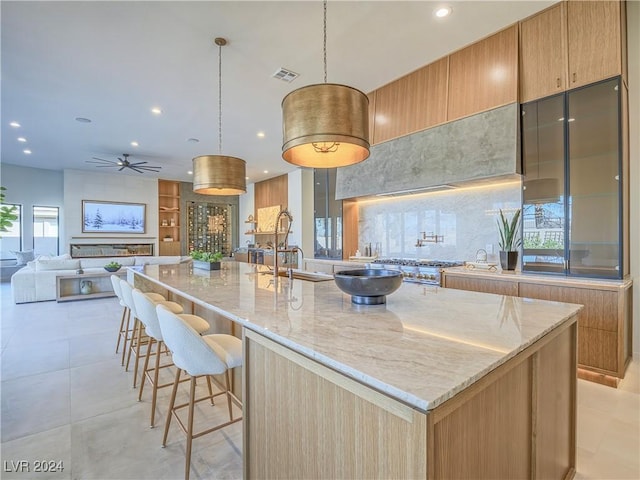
[82,200,146,233]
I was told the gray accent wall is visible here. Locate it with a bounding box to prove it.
[336,103,520,199]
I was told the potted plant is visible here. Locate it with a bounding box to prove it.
[190,250,223,271]
[497,208,522,271]
[104,261,122,272]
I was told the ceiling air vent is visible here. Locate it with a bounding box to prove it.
[272,68,299,83]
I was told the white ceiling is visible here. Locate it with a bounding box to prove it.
[1,0,554,185]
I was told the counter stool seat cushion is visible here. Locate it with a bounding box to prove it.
[204,335,242,369]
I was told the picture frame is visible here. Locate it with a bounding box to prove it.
[82,200,146,234]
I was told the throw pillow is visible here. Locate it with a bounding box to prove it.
[11,250,35,266]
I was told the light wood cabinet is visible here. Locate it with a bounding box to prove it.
[373,57,448,144]
[442,270,632,387]
[567,0,624,89]
[519,2,568,102]
[158,180,181,256]
[447,24,518,122]
[520,1,627,102]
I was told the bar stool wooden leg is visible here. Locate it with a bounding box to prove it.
[225,371,234,421]
[149,339,163,428]
[115,306,128,354]
[132,320,145,388]
[206,375,215,406]
[125,317,139,372]
[138,337,155,402]
[120,309,131,366]
[185,376,197,480]
[162,368,181,447]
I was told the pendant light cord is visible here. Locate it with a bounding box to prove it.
[218,41,223,154]
[323,0,327,83]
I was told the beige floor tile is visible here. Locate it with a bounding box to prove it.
[1,369,71,442]
[1,338,70,380]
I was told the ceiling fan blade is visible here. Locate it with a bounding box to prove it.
[129,167,146,174]
[130,161,148,166]
[95,165,117,168]
[118,166,126,171]
[137,167,162,172]
[88,158,118,165]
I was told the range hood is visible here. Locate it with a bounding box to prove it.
[335,103,521,200]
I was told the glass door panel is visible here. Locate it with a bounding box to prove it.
[567,77,620,277]
[521,94,566,274]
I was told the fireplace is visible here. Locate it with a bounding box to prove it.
[70,243,154,258]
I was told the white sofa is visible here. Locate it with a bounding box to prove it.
[11,255,191,304]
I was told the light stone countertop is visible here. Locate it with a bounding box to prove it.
[132,261,582,412]
[443,266,633,291]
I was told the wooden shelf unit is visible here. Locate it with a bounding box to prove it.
[56,270,127,302]
[158,180,181,256]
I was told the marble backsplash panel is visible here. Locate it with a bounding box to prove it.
[357,180,521,263]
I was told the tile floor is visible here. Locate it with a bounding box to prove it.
[1,282,639,479]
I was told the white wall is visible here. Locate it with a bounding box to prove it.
[238,183,255,249]
[0,164,64,256]
[63,170,159,253]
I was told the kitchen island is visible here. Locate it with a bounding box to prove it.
[131,261,582,479]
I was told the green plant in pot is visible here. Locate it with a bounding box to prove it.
[497,208,522,271]
[190,250,223,271]
[104,261,122,272]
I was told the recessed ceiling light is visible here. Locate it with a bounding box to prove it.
[263,170,268,174]
[568,118,575,122]
[23,149,32,154]
[434,6,452,18]
[557,117,565,122]
[10,121,21,128]
[151,107,162,115]
[75,117,92,123]
[17,137,27,142]
[187,170,193,175]
[131,141,139,147]
[187,138,200,143]
[245,176,249,180]
[257,132,265,138]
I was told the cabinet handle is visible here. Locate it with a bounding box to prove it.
[556,77,561,88]
[572,72,576,83]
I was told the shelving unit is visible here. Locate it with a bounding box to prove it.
[158,180,181,256]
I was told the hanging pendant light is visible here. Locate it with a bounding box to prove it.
[193,37,246,195]
[281,0,370,168]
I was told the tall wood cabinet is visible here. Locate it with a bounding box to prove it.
[158,180,181,256]
[520,0,627,103]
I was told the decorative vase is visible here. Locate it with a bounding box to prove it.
[80,280,93,294]
[193,260,221,271]
[499,251,518,271]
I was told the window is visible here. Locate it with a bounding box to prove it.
[0,204,22,260]
[33,206,59,256]
[314,169,342,259]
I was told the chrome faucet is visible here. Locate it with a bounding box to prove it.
[273,208,293,281]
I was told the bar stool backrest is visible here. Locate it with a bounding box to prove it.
[156,304,227,377]
[132,289,163,341]
[119,280,138,318]
[110,275,126,307]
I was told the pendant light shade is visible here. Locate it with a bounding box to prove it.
[281,0,370,168]
[193,37,246,195]
[193,155,246,195]
[282,83,370,168]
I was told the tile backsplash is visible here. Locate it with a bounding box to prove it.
[357,180,521,263]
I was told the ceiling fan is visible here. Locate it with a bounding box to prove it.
[86,153,162,174]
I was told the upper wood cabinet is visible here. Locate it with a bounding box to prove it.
[447,24,518,122]
[567,0,625,89]
[520,1,627,102]
[519,2,568,103]
[372,57,448,144]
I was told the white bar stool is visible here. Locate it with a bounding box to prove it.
[132,288,210,428]
[156,304,242,480]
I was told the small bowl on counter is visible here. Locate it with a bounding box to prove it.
[334,269,403,305]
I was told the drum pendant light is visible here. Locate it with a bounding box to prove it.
[193,37,246,195]
[282,0,370,168]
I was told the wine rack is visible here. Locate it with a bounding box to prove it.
[187,202,232,255]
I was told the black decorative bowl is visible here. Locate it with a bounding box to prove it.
[104,266,121,272]
[334,269,403,305]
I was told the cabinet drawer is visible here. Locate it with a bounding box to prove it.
[443,275,518,296]
[519,283,617,331]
